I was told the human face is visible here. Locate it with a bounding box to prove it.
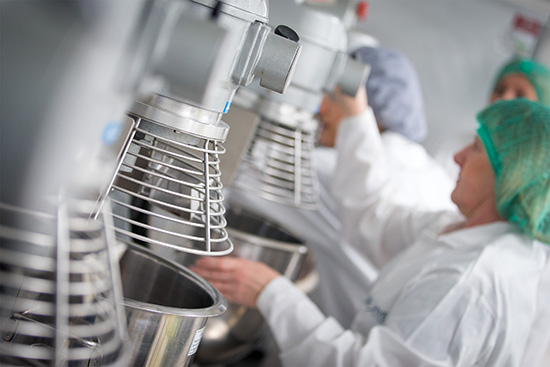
[451,137,500,223]
[317,94,346,147]
[490,73,538,103]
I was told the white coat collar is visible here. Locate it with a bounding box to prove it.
[435,221,520,249]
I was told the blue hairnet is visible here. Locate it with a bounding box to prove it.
[351,46,427,142]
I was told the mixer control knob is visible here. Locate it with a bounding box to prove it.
[274,25,299,42]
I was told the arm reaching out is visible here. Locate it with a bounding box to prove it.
[190,257,280,308]
[330,87,457,267]
[332,86,369,118]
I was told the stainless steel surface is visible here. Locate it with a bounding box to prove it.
[234,115,319,210]
[231,20,301,94]
[100,0,304,254]
[151,0,300,113]
[229,2,367,210]
[3,0,304,365]
[260,1,369,111]
[146,3,232,109]
[218,105,262,187]
[0,198,128,366]
[0,0,149,210]
[191,0,269,25]
[154,207,312,366]
[105,115,234,256]
[0,2,158,366]
[118,243,227,367]
[195,207,311,365]
[131,96,230,140]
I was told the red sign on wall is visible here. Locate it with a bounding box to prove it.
[510,13,542,57]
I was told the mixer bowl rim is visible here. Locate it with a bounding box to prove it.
[119,242,228,317]
[226,227,308,254]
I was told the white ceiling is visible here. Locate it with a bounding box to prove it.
[501,0,550,16]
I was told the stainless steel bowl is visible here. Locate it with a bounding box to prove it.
[118,243,227,367]
[145,205,315,365]
[192,207,312,365]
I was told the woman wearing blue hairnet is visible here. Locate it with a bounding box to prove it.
[193,93,550,366]
[318,46,455,213]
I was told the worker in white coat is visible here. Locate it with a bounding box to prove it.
[318,46,455,213]
[192,96,550,367]
[226,45,455,327]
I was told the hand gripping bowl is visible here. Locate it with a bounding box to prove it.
[183,206,315,365]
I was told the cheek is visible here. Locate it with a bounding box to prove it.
[451,162,490,200]
[479,170,497,197]
[524,89,539,102]
[469,164,497,206]
[451,177,467,199]
[450,173,468,205]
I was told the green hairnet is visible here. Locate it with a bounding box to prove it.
[492,58,550,107]
[477,99,550,244]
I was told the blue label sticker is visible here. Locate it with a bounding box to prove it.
[223,101,231,113]
[102,122,122,145]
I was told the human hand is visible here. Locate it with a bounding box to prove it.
[332,86,368,117]
[318,94,346,147]
[190,257,281,308]
[318,86,368,147]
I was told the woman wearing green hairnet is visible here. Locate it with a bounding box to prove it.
[490,57,550,106]
[193,90,550,366]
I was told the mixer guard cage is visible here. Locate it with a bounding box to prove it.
[234,116,320,210]
[105,116,234,256]
[0,198,129,367]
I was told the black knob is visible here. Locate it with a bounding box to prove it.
[211,0,223,20]
[274,25,299,42]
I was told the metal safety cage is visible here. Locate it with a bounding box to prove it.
[0,198,129,367]
[104,112,233,256]
[90,0,303,256]
[233,112,320,210]
[228,2,368,211]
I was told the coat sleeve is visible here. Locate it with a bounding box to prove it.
[257,276,452,367]
[332,109,459,268]
[258,272,498,367]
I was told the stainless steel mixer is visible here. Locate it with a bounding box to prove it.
[231,88,320,209]
[98,0,302,256]
[1,1,154,365]
[195,206,316,365]
[231,1,369,209]
[97,1,305,364]
[0,195,128,366]
[149,206,315,365]
[118,242,227,366]
[106,106,232,256]
[1,1,303,365]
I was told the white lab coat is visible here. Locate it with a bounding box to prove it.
[256,108,550,366]
[226,151,378,328]
[228,116,455,327]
